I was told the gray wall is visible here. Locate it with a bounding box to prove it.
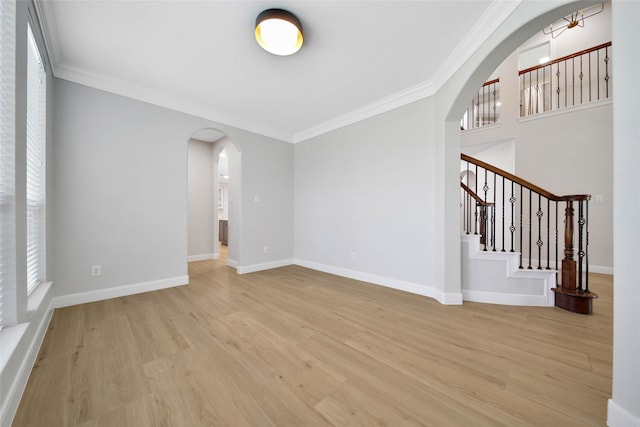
[611,0,640,424]
[294,98,447,301]
[52,78,294,297]
[187,139,214,260]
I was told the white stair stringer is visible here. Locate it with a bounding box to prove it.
[461,234,556,307]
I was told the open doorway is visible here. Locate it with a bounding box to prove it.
[187,128,242,269]
[217,148,229,262]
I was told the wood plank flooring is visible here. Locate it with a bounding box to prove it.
[13,258,613,426]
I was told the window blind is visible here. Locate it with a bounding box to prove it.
[26,23,46,296]
[0,0,16,327]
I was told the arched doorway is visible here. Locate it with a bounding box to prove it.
[437,1,591,299]
[212,138,241,268]
[187,128,242,269]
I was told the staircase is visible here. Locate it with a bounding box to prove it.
[460,154,597,314]
[462,234,556,307]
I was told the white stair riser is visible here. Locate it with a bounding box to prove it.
[461,234,556,307]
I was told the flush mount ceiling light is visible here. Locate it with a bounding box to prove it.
[255,8,303,56]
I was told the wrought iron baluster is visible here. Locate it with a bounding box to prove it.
[482,169,489,251]
[502,176,506,252]
[510,182,515,252]
[536,194,543,269]
[597,49,600,100]
[482,204,488,252]
[546,198,551,270]
[492,173,497,251]
[519,185,523,269]
[535,70,540,114]
[577,200,585,293]
[474,164,478,235]
[467,193,471,235]
[556,64,560,110]
[528,189,532,269]
[555,201,559,273]
[520,73,525,117]
[580,55,584,104]
[463,188,468,234]
[543,66,546,112]
[587,52,593,102]
[476,88,480,128]
[492,83,497,124]
[572,57,575,107]
[564,61,567,108]
[605,46,610,98]
[483,169,488,204]
[529,73,533,115]
[585,200,590,293]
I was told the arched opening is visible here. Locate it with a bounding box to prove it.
[439,1,594,298]
[187,128,242,269]
[212,138,241,268]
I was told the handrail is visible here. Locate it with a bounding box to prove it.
[519,42,611,117]
[461,154,590,202]
[461,79,500,131]
[460,182,494,206]
[519,42,612,75]
[482,78,500,87]
[460,182,493,206]
[460,153,596,313]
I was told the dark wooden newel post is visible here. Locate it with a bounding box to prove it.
[552,197,597,314]
[561,201,577,292]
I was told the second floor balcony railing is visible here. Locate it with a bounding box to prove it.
[520,42,612,117]
[460,78,500,130]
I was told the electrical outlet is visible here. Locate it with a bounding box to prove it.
[350,252,356,261]
[91,265,101,276]
[263,246,269,254]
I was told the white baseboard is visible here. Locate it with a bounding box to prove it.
[292,258,459,305]
[608,399,640,427]
[0,285,54,427]
[590,265,613,275]
[187,253,217,262]
[462,289,554,307]
[52,275,189,308]
[237,259,294,274]
[227,259,238,269]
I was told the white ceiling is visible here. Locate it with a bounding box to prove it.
[36,1,522,143]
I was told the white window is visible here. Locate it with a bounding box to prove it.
[0,0,16,328]
[26,22,47,296]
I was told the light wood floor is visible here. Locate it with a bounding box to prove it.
[13,259,612,426]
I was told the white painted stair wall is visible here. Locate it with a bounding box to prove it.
[461,234,556,307]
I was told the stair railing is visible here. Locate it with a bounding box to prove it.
[461,154,597,313]
[520,42,611,117]
[460,78,500,130]
[460,182,494,250]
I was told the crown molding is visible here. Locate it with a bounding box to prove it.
[292,79,436,143]
[35,0,293,143]
[33,0,60,72]
[429,0,523,91]
[53,64,294,143]
[37,0,521,145]
[292,0,522,143]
